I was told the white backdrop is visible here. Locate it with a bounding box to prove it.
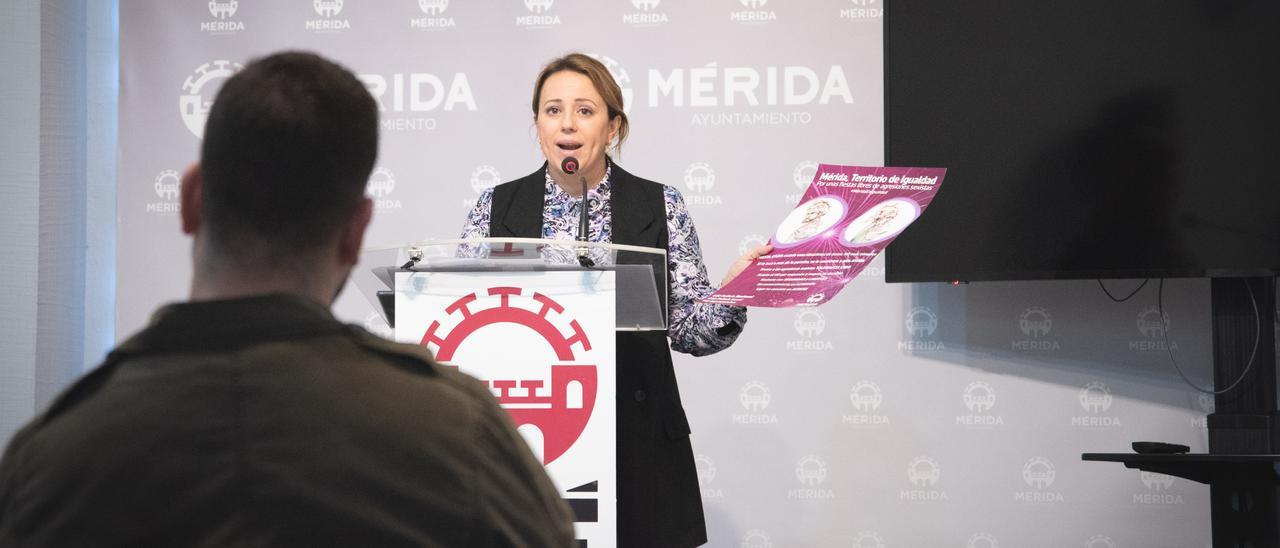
[117,2,1241,546]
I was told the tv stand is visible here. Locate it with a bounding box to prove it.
[1084,276,1278,547]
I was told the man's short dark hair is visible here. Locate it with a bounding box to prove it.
[200,51,378,256]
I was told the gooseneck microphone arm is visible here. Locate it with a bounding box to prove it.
[560,157,595,267]
[577,176,590,243]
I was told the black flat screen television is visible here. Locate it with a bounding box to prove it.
[884,1,1280,283]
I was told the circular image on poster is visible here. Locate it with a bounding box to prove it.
[773,196,847,247]
[840,199,919,247]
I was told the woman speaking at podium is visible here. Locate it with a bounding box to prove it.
[459,53,769,547]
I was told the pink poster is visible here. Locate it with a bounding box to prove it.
[704,164,946,308]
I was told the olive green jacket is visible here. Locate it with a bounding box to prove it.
[0,294,574,547]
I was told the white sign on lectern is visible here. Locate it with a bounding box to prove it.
[356,238,669,547]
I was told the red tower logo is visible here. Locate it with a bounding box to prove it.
[423,286,597,465]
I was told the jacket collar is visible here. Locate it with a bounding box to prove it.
[113,293,345,356]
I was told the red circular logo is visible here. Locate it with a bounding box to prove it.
[423,286,598,465]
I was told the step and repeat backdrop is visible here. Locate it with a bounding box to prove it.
[119,2,1224,546]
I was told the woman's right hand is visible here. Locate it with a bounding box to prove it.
[721,244,774,287]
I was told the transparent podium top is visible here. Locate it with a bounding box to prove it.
[355,238,668,331]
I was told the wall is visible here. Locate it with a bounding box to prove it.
[0,0,116,449]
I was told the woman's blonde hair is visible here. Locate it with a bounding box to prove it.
[531,53,629,153]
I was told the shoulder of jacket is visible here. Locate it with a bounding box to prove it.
[0,349,131,481]
[611,162,665,189]
[610,163,669,215]
[341,325,505,403]
[342,324,443,375]
[493,167,546,191]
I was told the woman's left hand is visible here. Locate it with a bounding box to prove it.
[721,244,774,287]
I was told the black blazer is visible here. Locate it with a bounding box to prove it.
[489,163,707,547]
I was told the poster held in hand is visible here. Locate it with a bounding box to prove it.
[704,164,946,308]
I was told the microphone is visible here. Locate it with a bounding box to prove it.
[560,156,595,267]
[560,156,579,177]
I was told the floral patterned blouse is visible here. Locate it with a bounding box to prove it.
[460,165,747,356]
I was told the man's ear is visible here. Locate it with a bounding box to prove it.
[337,196,374,267]
[180,163,202,235]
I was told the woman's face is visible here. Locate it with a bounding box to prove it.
[535,70,619,181]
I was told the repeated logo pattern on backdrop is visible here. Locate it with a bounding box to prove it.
[410,0,457,30]
[622,0,668,27]
[844,380,888,427]
[958,381,1003,428]
[366,167,404,211]
[305,0,350,32]
[202,1,244,34]
[145,169,182,216]
[179,60,243,138]
[118,2,1213,545]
